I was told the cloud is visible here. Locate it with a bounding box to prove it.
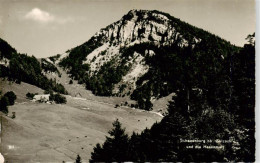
[25,8,54,23]
[24,8,74,25]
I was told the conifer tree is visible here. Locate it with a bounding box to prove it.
[90,119,129,162]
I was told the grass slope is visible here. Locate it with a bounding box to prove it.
[0,67,163,162]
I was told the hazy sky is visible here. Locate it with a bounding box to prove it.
[0,0,255,58]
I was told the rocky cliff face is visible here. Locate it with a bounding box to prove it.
[58,9,234,110]
[96,10,190,46]
[93,11,200,55]
[67,10,199,92]
[82,10,201,73]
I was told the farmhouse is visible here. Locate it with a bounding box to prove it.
[33,94,50,102]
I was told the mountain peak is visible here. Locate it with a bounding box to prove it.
[126,9,148,15]
[93,9,191,48]
[59,9,234,107]
[126,9,168,17]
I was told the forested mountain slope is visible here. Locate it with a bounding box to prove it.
[58,9,239,110]
[0,38,67,94]
[90,33,255,162]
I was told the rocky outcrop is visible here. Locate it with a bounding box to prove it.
[58,9,232,110]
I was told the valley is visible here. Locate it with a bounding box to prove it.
[0,65,164,162]
[0,8,255,162]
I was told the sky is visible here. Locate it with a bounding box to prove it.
[0,0,256,58]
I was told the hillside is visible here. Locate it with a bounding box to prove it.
[0,38,67,94]
[54,9,254,161]
[0,70,162,162]
[88,28,255,162]
[58,9,239,110]
[89,35,255,161]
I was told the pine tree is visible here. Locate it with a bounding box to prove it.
[90,119,129,162]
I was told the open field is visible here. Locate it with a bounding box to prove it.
[0,68,174,163]
[0,69,167,162]
[1,98,161,162]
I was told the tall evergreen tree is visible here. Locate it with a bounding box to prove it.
[90,119,129,162]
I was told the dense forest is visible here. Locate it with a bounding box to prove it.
[123,37,237,110]
[0,38,67,94]
[90,34,255,162]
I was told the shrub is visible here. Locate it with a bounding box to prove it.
[0,96,9,113]
[0,91,17,113]
[76,154,82,163]
[3,91,16,105]
[50,93,67,104]
[11,112,16,119]
[26,92,38,100]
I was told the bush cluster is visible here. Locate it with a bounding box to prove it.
[0,91,17,114]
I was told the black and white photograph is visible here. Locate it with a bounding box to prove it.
[0,0,256,162]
